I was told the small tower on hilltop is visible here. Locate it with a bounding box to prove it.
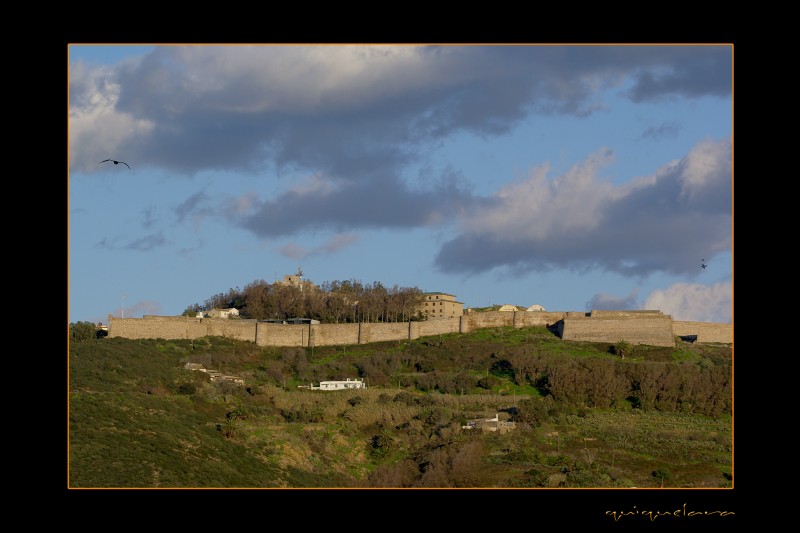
[281,267,309,291]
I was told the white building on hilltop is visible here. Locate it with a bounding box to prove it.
[196,308,240,319]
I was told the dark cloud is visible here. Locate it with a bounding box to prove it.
[626,47,732,101]
[637,121,681,141]
[233,172,481,238]
[71,45,731,179]
[125,233,168,251]
[95,232,169,252]
[434,137,731,279]
[174,190,211,222]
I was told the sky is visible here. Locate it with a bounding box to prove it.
[68,44,733,326]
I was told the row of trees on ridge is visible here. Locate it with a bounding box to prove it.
[183,278,427,323]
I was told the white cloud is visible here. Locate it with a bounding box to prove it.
[69,62,155,172]
[165,45,438,114]
[642,281,732,323]
[678,137,732,201]
[463,148,616,239]
[436,137,731,278]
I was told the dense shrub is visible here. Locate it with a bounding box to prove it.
[70,321,99,343]
[348,396,365,407]
[176,383,196,395]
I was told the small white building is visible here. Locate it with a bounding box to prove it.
[527,304,546,312]
[198,308,240,319]
[497,304,519,312]
[303,378,366,391]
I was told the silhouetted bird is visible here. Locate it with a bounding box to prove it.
[99,159,131,169]
[701,259,707,269]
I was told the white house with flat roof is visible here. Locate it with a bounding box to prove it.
[301,378,366,390]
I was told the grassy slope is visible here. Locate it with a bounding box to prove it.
[68,327,732,488]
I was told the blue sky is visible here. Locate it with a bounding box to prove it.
[68,44,733,325]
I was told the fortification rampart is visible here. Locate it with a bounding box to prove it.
[360,321,415,344]
[461,311,567,330]
[417,317,463,337]
[107,310,730,348]
[255,323,313,347]
[559,315,676,347]
[303,323,359,347]
[512,311,566,327]
[109,316,256,341]
[672,321,733,344]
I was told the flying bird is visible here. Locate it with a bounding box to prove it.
[99,159,131,170]
[701,259,707,269]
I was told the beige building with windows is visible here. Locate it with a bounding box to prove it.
[420,292,464,320]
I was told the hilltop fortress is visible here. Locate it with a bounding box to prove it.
[107,309,732,347]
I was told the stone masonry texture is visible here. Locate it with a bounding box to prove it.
[107,310,731,348]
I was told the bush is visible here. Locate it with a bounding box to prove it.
[652,468,671,486]
[477,375,497,390]
[611,341,633,359]
[415,360,434,373]
[393,391,418,406]
[70,321,99,343]
[177,383,196,395]
[348,396,365,407]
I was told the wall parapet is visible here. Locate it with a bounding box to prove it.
[107,311,730,348]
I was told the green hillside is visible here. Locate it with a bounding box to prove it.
[68,326,732,488]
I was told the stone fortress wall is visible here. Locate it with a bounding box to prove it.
[671,320,733,344]
[108,310,732,347]
[109,315,258,343]
[558,314,676,347]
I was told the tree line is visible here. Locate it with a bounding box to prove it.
[182,278,427,323]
